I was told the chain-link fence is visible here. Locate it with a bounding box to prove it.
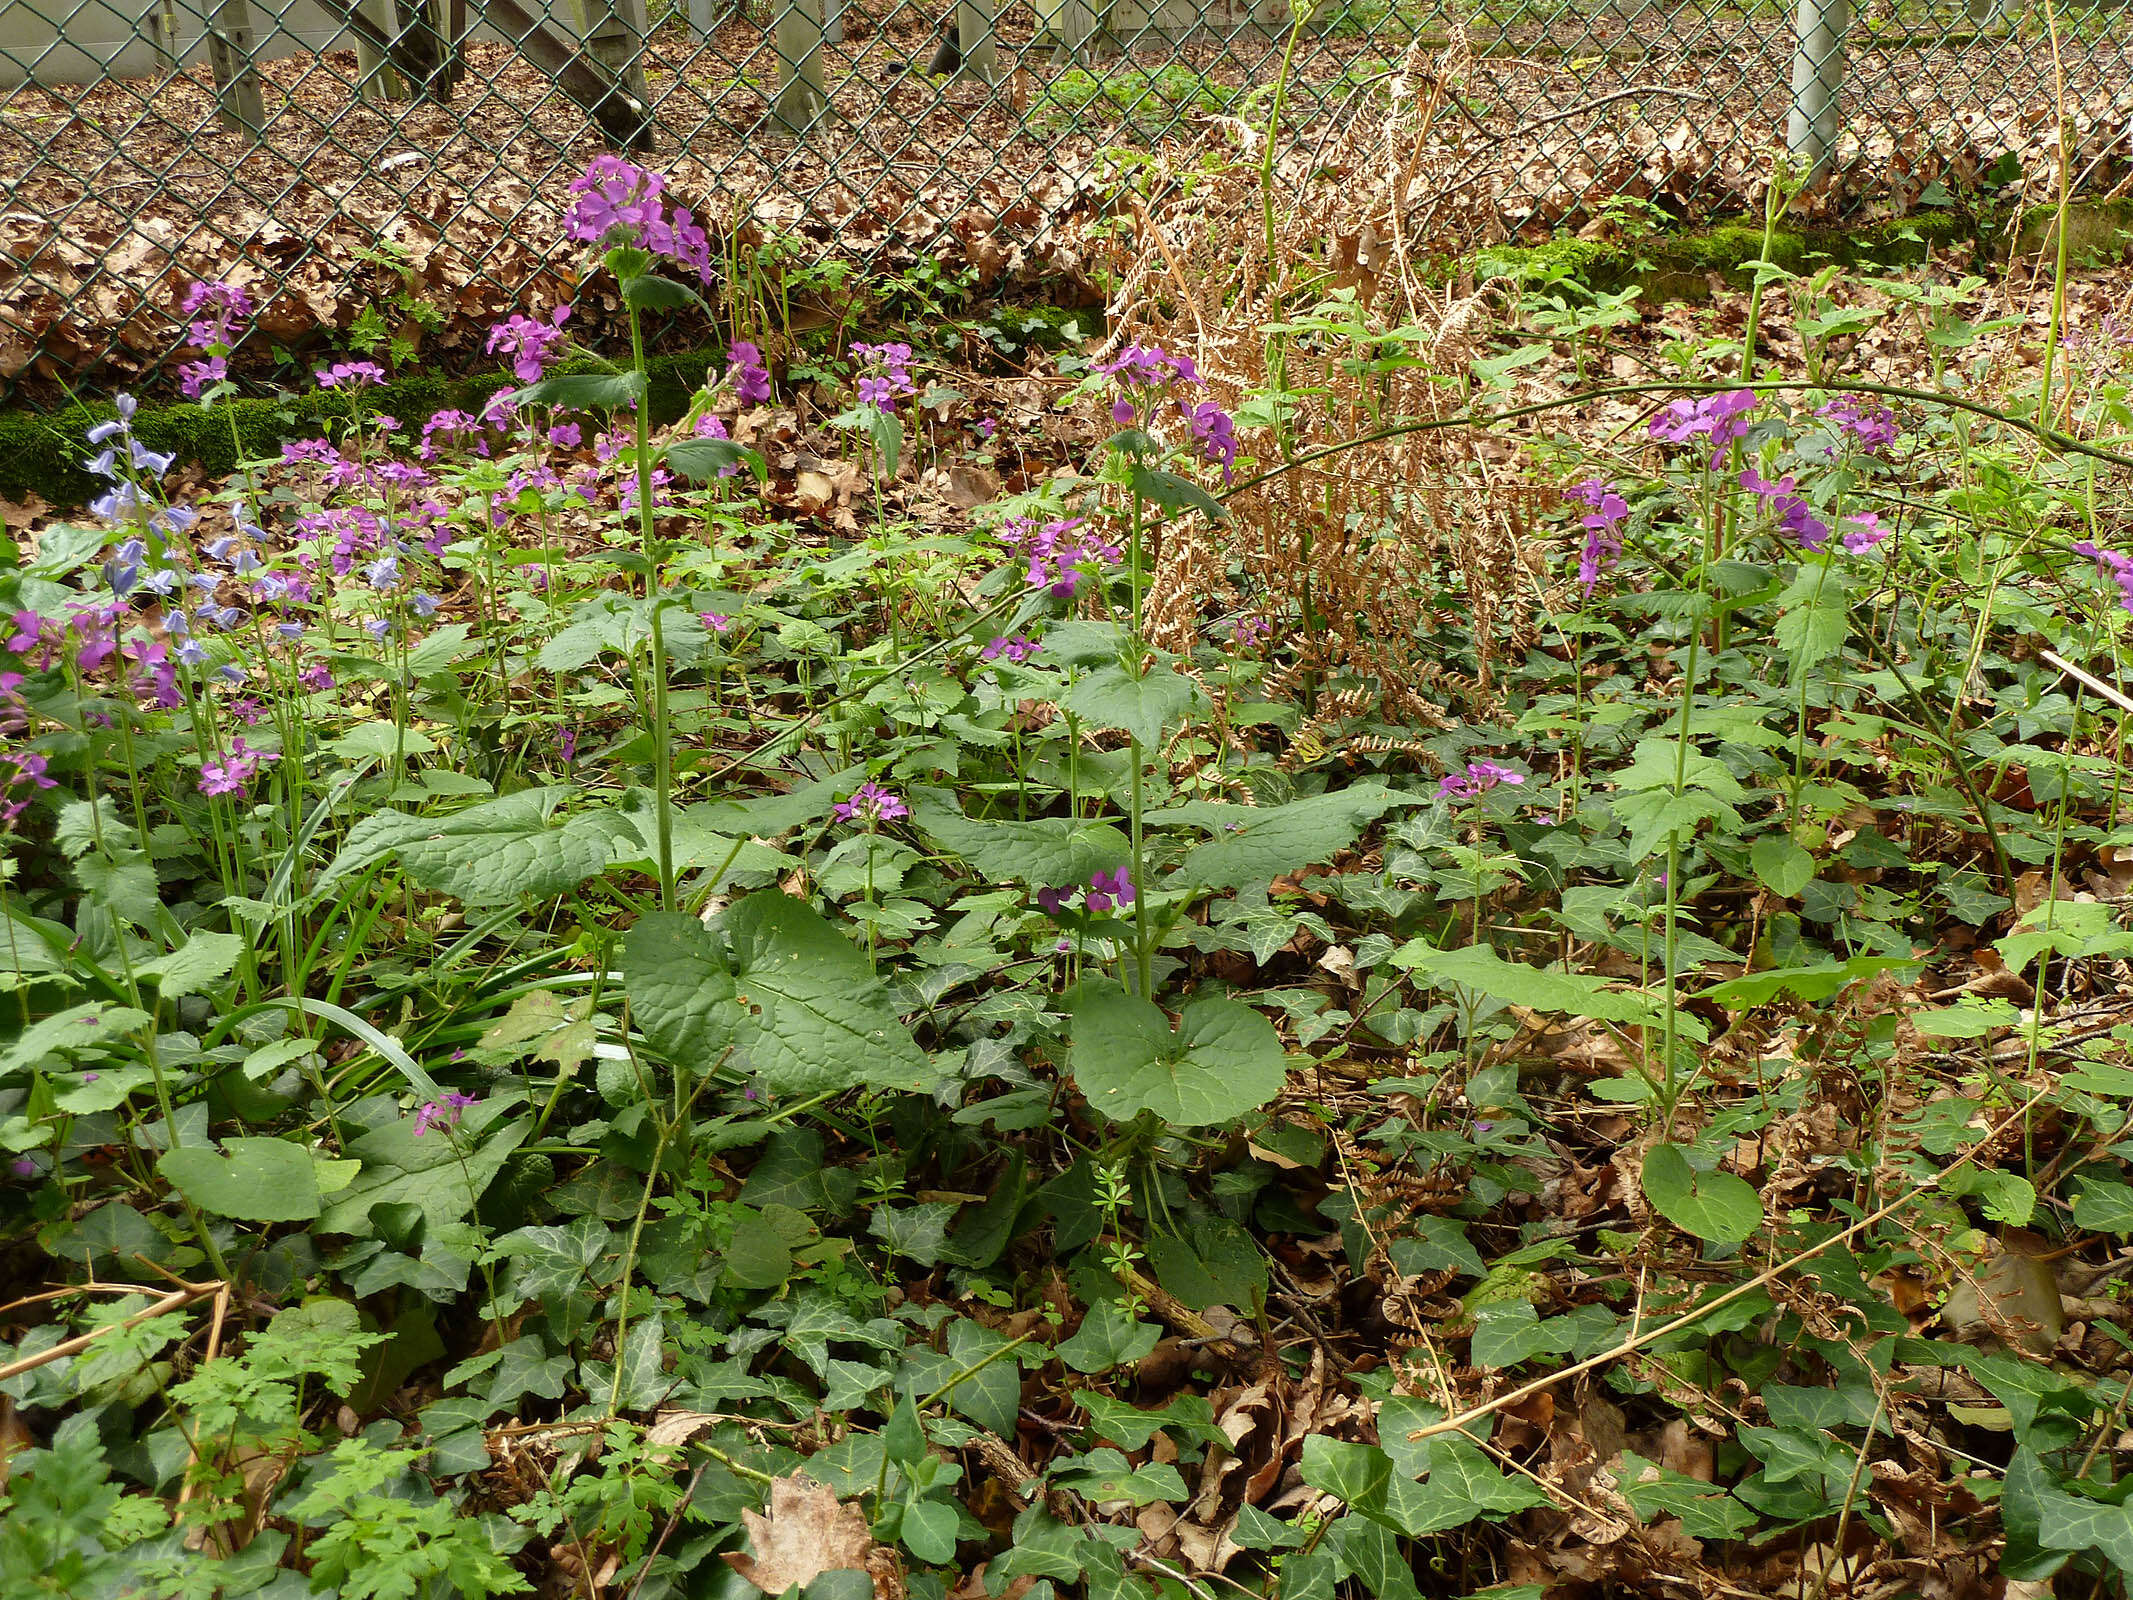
[3,0,2130,408]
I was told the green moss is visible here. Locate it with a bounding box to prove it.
[1468,209,1979,299]
[0,345,724,511]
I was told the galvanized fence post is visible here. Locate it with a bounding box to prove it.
[770,0,830,133]
[1785,0,1851,174]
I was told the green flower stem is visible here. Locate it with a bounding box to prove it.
[625,285,677,913]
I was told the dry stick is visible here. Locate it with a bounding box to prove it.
[0,1279,223,1384]
[2041,647,2133,716]
[1407,1085,2051,1447]
[175,1282,234,1511]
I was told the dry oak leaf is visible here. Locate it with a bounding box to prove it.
[724,1473,880,1597]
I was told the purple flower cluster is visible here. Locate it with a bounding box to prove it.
[981,633,1041,663]
[1097,343,1238,479]
[316,361,387,390]
[563,155,714,283]
[2074,541,2133,615]
[852,341,916,410]
[998,516,1122,599]
[198,735,279,797]
[727,340,772,405]
[1224,616,1271,647]
[0,749,56,825]
[1738,468,1832,552]
[413,1090,479,1137]
[1439,759,1525,801]
[488,306,571,385]
[179,280,252,399]
[1037,867,1136,916]
[1649,391,1757,460]
[1567,478,1627,597]
[1816,394,1899,454]
[833,781,908,825]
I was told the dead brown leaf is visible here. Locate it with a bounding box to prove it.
[723,1473,880,1598]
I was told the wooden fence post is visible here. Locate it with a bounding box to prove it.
[204,0,266,133]
[577,0,651,108]
[354,0,411,99]
[955,0,996,80]
[769,0,828,132]
[1052,0,1110,61]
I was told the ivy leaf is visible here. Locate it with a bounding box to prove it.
[1048,1448,1190,1507]
[623,912,740,1076]
[1640,1143,1763,1244]
[159,1137,325,1222]
[723,893,933,1094]
[1062,663,1205,749]
[1616,1451,1760,1541]
[1300,1436,1392,1508]
[1058,1300,1160,1373]
[1066,981,1288,1126]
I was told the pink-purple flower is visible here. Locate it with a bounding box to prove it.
[998,516,1121,599]
[2074,541,2133,615]
[488,306,571,384]
[833,781,908,825]
[198,735,280,797]
[981,633,1040,663]
[564,155,715,282]
[1738,468,1832,552]
[727,340,771,404]
[1816,394,1899,454]
[1567,478,1627,597]
[1439,759,1525,801]
[0,749,56,825]
[1649,391,1757,459]
[413,1090,479,1136]
[316,361,387,390]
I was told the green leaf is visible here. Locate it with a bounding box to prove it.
[1066,982,1288,1126]
[899,1496,961,1564]
[622,912,739,1077]
[1058,1300,1160,1373]
[665,436,769,484]
[1385,1217,1487,1279]
[1699,955,1919,1007]
[0,1003,154,1078]
[725,1210,795,1289]
[1749,835,1816,898]
[493,1217,617,1301]
[722,893,933,1094]
[623,272,709,313]
[1072,1392,1223,1450]
[512,370,646,411]
[1125,464,1228,523]
[406,623,474,676]
[1616,1452,1759,1541]
[317,1103,530,1234]
[321,790,631,906]
[2073,1180,2133,1233]
[1164,787,1419,890]
[1640,1143,1762,1244]
[135,932,244,1000]
[1048,1447,1190,1507]
[1301,1436,1392,1508]
[1062,663,1205,749]
[159,1137,325,1222]
[1469,1302,1573,1369]
[909,793,1130,888]
[1392,939,1663,1026]
[1771,567,1850,684]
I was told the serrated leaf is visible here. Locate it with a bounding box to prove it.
[512,370,646,411]
[1392,939,1663,1025]
[1165,786,1418,890]
[909,792,1130,888]
[319,790,631,906]
[1062,663,1205,749]
[666,437,768,483]
[1641,1144,1762,1243]
[1125,464,1228,522]
[623,912,739,1076]
[1067,981,1288,1125]
[723,893,932,1094]
[134,931,244,1000]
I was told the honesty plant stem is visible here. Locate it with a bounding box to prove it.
[627,295,677,913]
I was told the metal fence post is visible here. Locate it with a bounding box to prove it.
[769,0,830,132]
[1784,0,1851,175]
[1052,0,1110,61]
[204,0,266,133]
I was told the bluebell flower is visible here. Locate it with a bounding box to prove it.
[129,441,175,476]
[165,609,190,636]
[140,569,179,597]
[175,638,208,666]
[86,419,126,446]
[411,591,441,617]
[215,664,245,685]
[275,622,304,641]
[156,505,197,536]
[364,554,400,589]
[83,448,118,479]
[232,550,263,576]
[185,571,218,594]
[205,536,237,563]
[366,618,391,641]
